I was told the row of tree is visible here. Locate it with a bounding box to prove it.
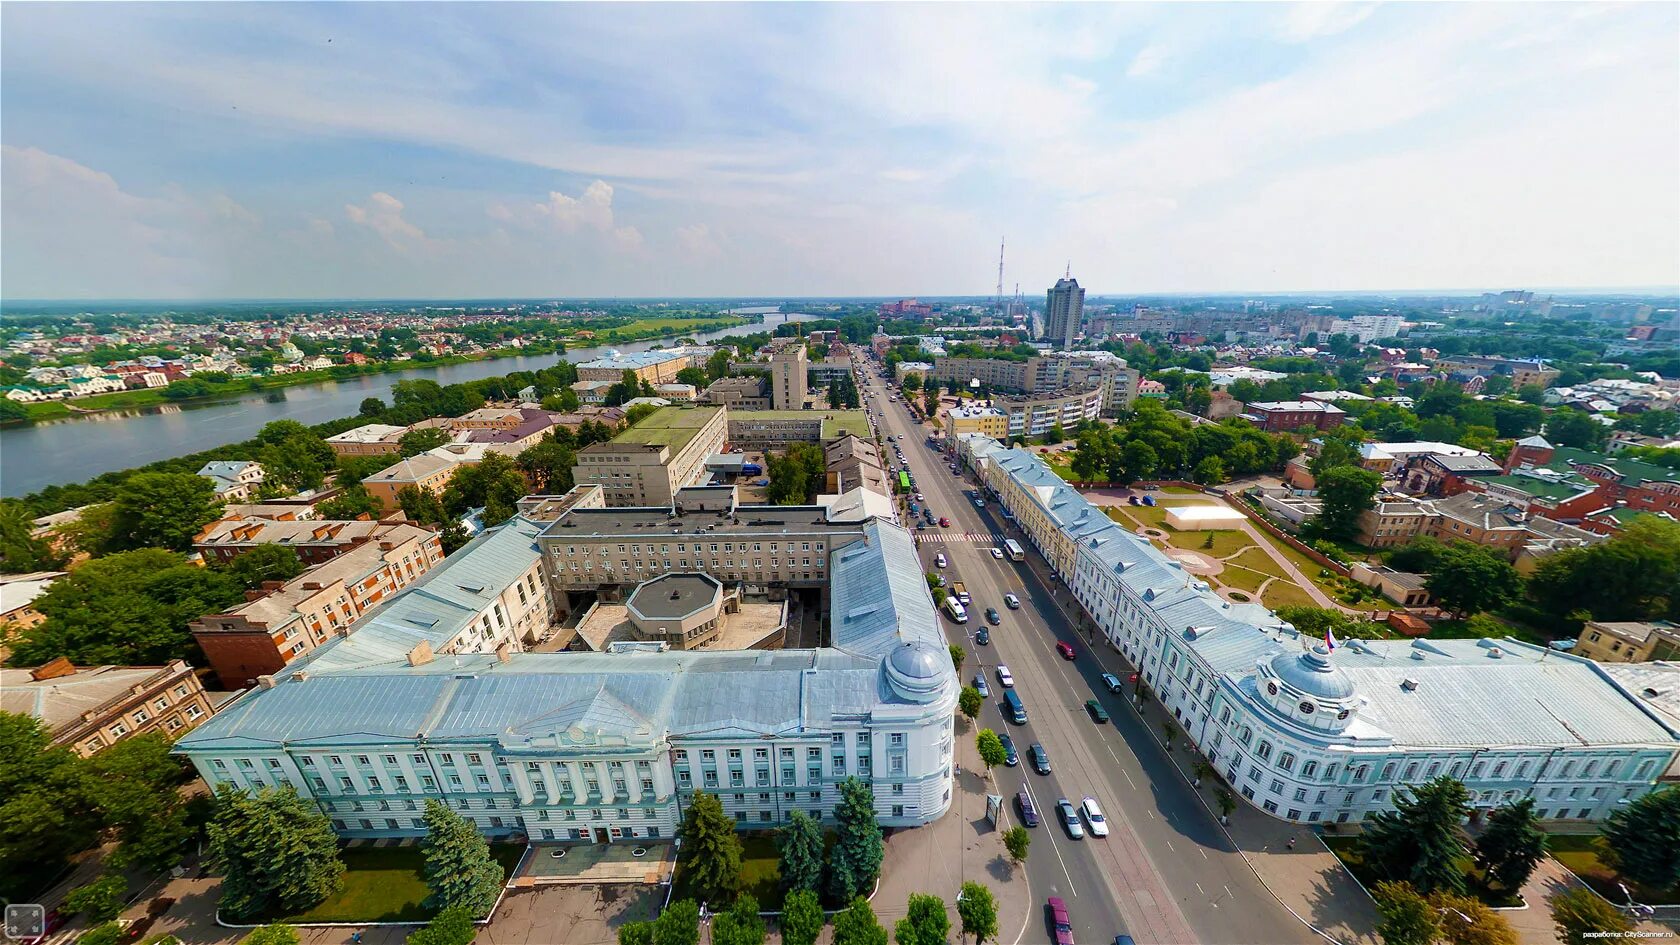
[619,885,998,945]
[1066,400,1301,485]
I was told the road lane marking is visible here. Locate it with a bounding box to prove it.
[1020,780,1077,897]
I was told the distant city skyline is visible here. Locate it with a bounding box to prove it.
[2,3,1677,300]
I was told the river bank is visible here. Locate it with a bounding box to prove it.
[3,314,749,425]
[0,312,812,497]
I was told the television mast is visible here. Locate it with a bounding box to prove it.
[994,237,1007,314]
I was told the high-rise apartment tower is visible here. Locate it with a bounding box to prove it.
[1045,275,1085,349]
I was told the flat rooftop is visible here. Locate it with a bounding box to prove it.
[577,600,785,652]
[604,406,723,453]
[627,573,721,621]
[729,410,869,439]
[538,503,863,539]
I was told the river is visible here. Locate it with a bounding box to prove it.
[0,313,815,497]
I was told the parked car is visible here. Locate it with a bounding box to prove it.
[1081,796,1110,838]
[1085,699,1109,723]
[985,607,1001,625]
[1056,640,1076,660]
[1029,743,1051,775]
[996,665,1014,687]
[1000,733,1019,767]
[1004,593,1020,609]
[935,553,947,568]
[1101,673,1123,694]
[1016,790,1039,827]
[1048,897,1075,945]
[975,627,991,646]
[973,674,991,698]
[1056,798,1085,839]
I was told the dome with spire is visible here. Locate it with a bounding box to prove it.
[1268,645,1356,701]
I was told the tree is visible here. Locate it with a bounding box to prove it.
[0,501,66,574]
[315,486,381,521]
[1358,777,1472,895]
[11,549,242,666]
[958,686,983,722]
[766,443,824,505]
[676,792,742,904]
[405,906,477,945]
[441,453,529,526]
[1545,408,1609,450]
[779,889,826,945]
[947,644,965,675]
[85,733,198,873]
[1430,891,1517,945]
[516,437,576,494]
[675,366,709,389]
[399,484,449,526]
[241,925,299,945]
[1550,887,1631,945]
[1310,432,1364,479]
[955,882,998,945]
[0,713,102,898]
[894,893,950,945]
[1371,881,1441,945]
[975,730,1007,772]
[833,897,887,945]
[712,893,766,945]
[1312,466,1382,543]
[63,874,127,923]
[1473,798,1546,892]
[777,810,825,895]
[105,472,223,551]
[1114,440,1160,485]
[1002,826,1030,865]
[706,349,734,381]
[359,397,387,418]
[1425,542,1523,618]
[651,899,700,945]
[75,924,125,945]
[827,777,884,903]
[617,922,654,945]
[420,800,504,917]
[218,544,306,590]
[206,784,343,921]
[1192,455,1225,485]
[400,427,452,457]
[1528,518,1680,625]
[1600,785,1680,892]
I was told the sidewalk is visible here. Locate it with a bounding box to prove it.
[872,714,1033,945]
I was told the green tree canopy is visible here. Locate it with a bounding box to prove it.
[779,889,826,945]
[975,730,1007,771]
[651,899,700,945]
[712,893,766,945]
[206,784,343,921]
[832,897,887,945]
[405,906,477,945]
[893,893,950,945]
[516,436,576,494]
[1600,785,1680,892]
[676,792,742,904]
[441,452,530,527]
[1002,826,1030,865]
[63,874,128,923]
[0,500,67,573]
[1472,798,1546,893]
[1550,887,1631,945]
[955,882,998,945]
[217,543,306,590]
[241,925,300,945]
[777,809,824,895]
[1358,777,1472,895]
[1312,465,1382,543]
[957,686,983,721]
[11,548,243,666]
[766,443,825,505]
[1425,541,1523,617]
[420,799,505,917]
[399,427,453,457]
[105,472,223,551]
[1371,881,1442,945]
[827,777,884,903]
[1528,518,1680,626]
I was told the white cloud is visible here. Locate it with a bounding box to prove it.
[344,192,428,249]
[489,179,643,250]
[1127,44,1168,77]
[1277,2,1377,43]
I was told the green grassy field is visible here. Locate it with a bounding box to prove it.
[1161,528,1253,558]
[275,844,526,924]
[1216,566,1275,595]
[1227,546,1288,578]
[1260,580,1320,610]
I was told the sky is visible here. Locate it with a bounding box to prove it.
[2,2,1677,301]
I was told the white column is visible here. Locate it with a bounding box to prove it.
[508,763,536,806]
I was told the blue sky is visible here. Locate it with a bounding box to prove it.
[3,2,1676,300]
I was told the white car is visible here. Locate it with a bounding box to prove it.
[996,665,1015,688]
[935,553,948,568]
[990,547,1005,560]
[1004,593,1020,609]
[1081,796,1109,838]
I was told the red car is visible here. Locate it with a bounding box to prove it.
[1056,641,1076,661]
[938,517,950,527]
[1048,897,1074,945]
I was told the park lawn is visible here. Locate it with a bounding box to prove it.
[1102,507,1144,530]
[673,832,784,910]
[1159,485,1204,495]
[278,844,526,924]
[1546,834,1680,906]
[1260,580,1319,611]
[1162,528,1252,558]
[1227,547,1288,579]
[1217,566,1273,595]
[1126,504,1173,528]
[1321,836,1523,908]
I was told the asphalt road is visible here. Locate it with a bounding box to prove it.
[860,368,1310,945]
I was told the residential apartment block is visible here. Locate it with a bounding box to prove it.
[191,524,444,688]
[953,435,1680,827]
[196,518,427,565]
[769,341,809,410]
[3,658,217,757]
[1574,621,1680,664]
[1240,401,1347,433]
[576,350,695,385]
[572,406,728,507]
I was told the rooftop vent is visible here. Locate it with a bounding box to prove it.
[1410,650,1427,660]
[1488,646,1504,658]
[1400,678,1420,691]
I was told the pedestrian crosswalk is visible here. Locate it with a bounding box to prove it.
[913,532,1004,544]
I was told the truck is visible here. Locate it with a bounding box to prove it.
[740,463,763,476]
[942,596,969,624]
[952,582,971,605]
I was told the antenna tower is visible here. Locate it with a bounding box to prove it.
[994,237,1007,313]
[1012,282,1023,318]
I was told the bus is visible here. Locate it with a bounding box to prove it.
[1002,538,1025,562]
[897,470,911,493]
[942,596,969,624]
